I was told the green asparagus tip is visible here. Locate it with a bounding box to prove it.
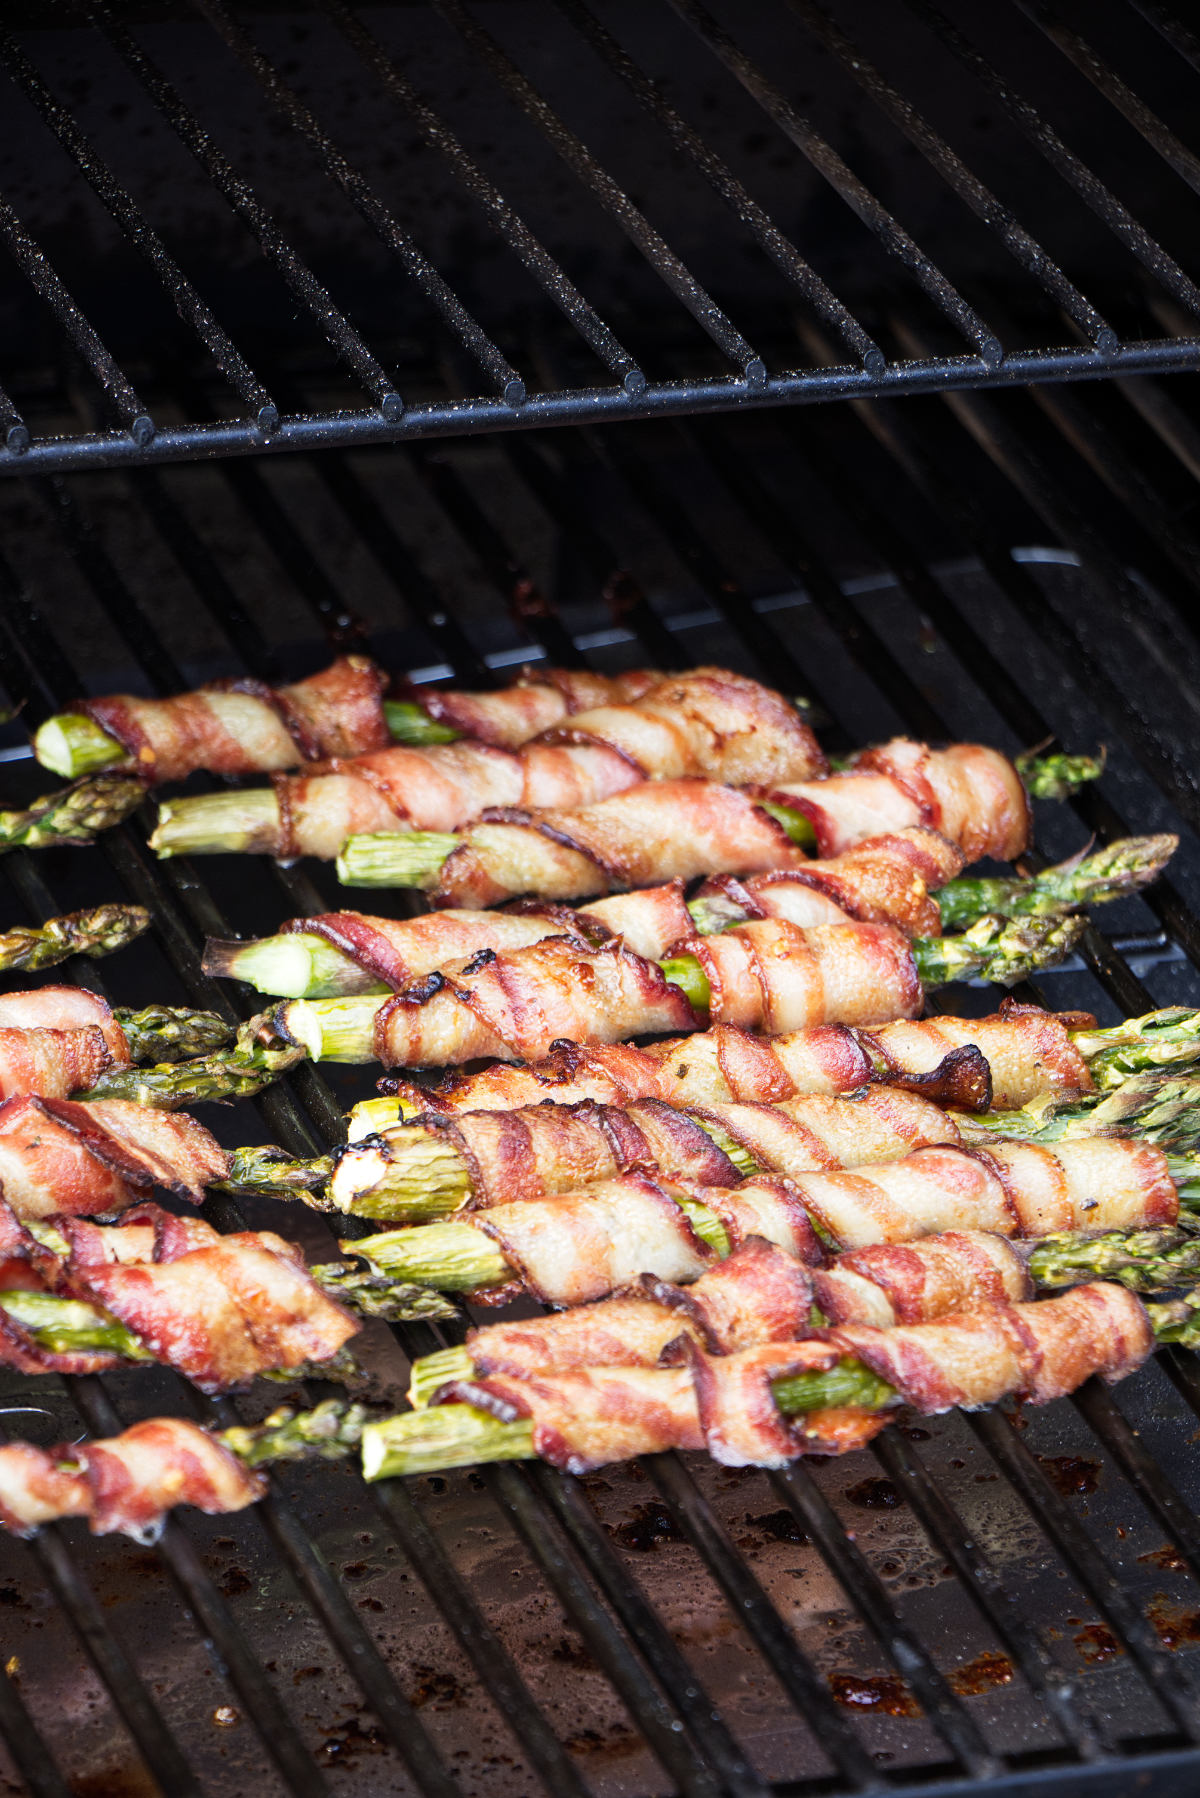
[934,833,1178,932]
[1016,745,1106,801]
[33,713,127,779]
[0,904,150,975]
[219,1399,372,1468]
[1073,1008,1200,1091]
[0,771,146,853]
[311,1262,459,1322]
[336,831,459,890]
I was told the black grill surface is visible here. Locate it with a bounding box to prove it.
[2,1,1200,470]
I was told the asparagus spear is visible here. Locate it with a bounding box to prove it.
[0,772,146,852]
[34,700,462,781]
[213,833,1174,999]
[0,904,150,974]
[201,1273,1199,1481]
[83,1015,307,1109]
[112,1004,236,1063]
[1015,745,1106,801]
[273,911,1088,1064]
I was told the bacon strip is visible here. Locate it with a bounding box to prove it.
[82,655,390,783]
[371,934,697,1068]
[270,669,823,859]
[0,1199,358,1391]
[441,1366,705,1474]
[0,1419,266,1540]
[763,739,1030,862]
[684,920,923,1034]
[695,828,964,938]
[347,1085,958,1211]
[417,668,659,748]
[812,1232,1031,1327]
[0,986,131,1102]
[0,1096,229,1219]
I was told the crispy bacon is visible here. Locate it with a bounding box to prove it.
[684,919,924,1034]
[270,670,823,858]
[0,1200,357,1391]
[431,780,806,907]
[813,1231,1031,1328]
[417,668,659,748]
[0,986,130,1101]
[695,827,964,937]
[763,739,1031,862]
[0,1096,229,1220]
[82,655,390,783]
[372,934,697,1068]
[441,1366,705,1474]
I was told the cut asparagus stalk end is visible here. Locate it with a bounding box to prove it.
[150,789,281,858]
[383,699,463,745]
[362,1406,535,1480]
[347,1095,422,1140]
[203,931,389,999]
[328,1132,473,1220]
[274,995,383,1064]
[408,1345,477,1409]
[347,1222,510,1293]
[33,713,127,779]
[336,831,459,890]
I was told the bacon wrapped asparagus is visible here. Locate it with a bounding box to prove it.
[0,1093,228,1219]
[326,1085,962,1220]
[150,670,824,861]
[0,1198,359,1391]
[335,735,1032,903]
[273,910,1086,1071]
[211,832,1175,998]
[347,1132,1181,1306]
[36,660,660,781]
[8,1270,1193,1531]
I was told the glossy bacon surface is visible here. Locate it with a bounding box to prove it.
[417,668,659,748]
[0,1419,265,1538]
[0,1198,357,1391]
[272,669,824,858]
[684,919,924,1033]
[764,739,1030,862]
[695,827,964,937]
[82,655,390,784]
[359,1086,960,1209]
[0,986,131,1100]
[0,1096,229,1219]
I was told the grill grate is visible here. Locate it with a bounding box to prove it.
[3,354,1200,1793]
[2,1,1200,472]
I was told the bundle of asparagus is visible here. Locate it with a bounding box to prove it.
[149,669,826,860]
[272,910,1089,1070]
[209,833,1175,998]
[6,1271,1198,1531]
[35,659,662,781]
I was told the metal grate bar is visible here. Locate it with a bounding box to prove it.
[784,0,1115,351]
[870,1429,1105,1760]
[0,191,152,442]
[0,27,277,432]
[552,0,893,371]
[904,0,1200,317]
[317,0,644,394]
[371,1475,596,1798]
[0,378,29,455]
[193,0,525,407]
[1070,1380,1200,1586]
[644,1453,884,1791]
[406,443,582,667]
[495,433,686,669]
[1132,0,1200,73]
[662,0,999,366]
[770,1463,999,1779]
[519,1461,774,1797]
[430,0,768,380]
[83,0,403,419]
[1018,0,1200,198]
[0,1653,72,1798]
[967,1409,1200,1740]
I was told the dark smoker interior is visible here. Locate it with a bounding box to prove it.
[4,5,1200,1796]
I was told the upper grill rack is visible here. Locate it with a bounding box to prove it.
[5,332,1200,1791]
[3,0,1200,473]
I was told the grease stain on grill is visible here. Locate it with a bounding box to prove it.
[828,1671,921,1716]
[1140,1544,1189,1573]
[844,1476,904,1510]
[949,1650,1014,1696]
[408,1663,465,1709]
[318,1712,387,1764]
[742,1507,811,1545]
[610,1501,685,1551]
[218,1567,253,1598]
[1074,1624,1123,1665]
[1036,1455,1101,1497]
[1148,1597,1200,1649]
